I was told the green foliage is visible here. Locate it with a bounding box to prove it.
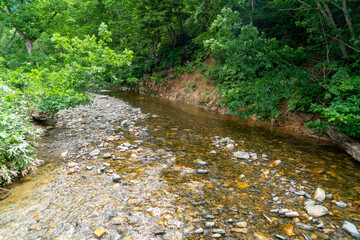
[0,23,133,184]
[204,8,312,119]
[51,28,133,89]
[0,82,40,184]
[308,69,360,138]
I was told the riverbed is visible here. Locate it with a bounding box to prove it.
[0,91,359,240]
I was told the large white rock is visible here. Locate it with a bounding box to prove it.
[342,221,360,239]
[305,205,329,218]
[314,187,326,201]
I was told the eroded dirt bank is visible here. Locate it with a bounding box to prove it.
[137,70,326,141]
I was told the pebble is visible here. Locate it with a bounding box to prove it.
[212,229,226,234]
[273,160,281,166]
[89,149,100,156]
[138,130,150,138]
[233,151,250,159]
[226,218,234,223]
[121,119,132,127]
[205,222,215,228]
[285,211,299,218]
[94,228,106,238]
[304,199,316,206]
[314,187,325,201]
[206,215,216,219]
[193,228,204,234]
[295,191,306,196]
[196,169,208,174]
[273,197,279,201]
[195,160,208,166]
[212,233,222,238]
[112,174,121,182]
[231,228,248,233]
[67,162,78,168]
[305,205,329,218]
[278,209,290,215]
[274,234,287,240]
[295,223,315,231]
[103,153,111,158]
[235,222,247,228]
[342,221,360,239]
[226,144,235,151]
[317,222,325,228]
[325,193,333,199]
[123,142,132,148]
[334,201,348,208]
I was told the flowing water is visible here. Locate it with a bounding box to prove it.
[104,91,360,239]
[0,91,359,239]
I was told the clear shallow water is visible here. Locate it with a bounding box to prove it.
[105,91,360,239]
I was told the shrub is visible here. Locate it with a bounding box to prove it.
[0,83,41,184]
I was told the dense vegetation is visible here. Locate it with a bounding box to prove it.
[0,0,359,183]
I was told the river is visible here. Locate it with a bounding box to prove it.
[0,91,359,239]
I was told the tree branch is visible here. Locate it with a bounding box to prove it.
[1,30,17,50]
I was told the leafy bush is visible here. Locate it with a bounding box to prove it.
[0,83,41,183]
[204,8,312,119]
[0,24,134,184]
[308,68,360,138]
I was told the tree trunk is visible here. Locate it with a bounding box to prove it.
[325,125,360,162]
[322,2,348,56]
[315,0,348,57]
[16,29,36,64]
[16,30,34,56]
[341,0,355,39]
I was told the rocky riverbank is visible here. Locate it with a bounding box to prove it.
[0,95,186,239]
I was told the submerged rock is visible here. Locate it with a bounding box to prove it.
[205,222,215,228]
[195,160,208,166]
[334,202,348,208]
[226,143,235,151]
[138,130,150,138]
[342,221,360,239]
[285,211,299,218]
[295,223,316,231]
[314,187,326,201]
[305,205,329,218]
[233,151,250,159]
